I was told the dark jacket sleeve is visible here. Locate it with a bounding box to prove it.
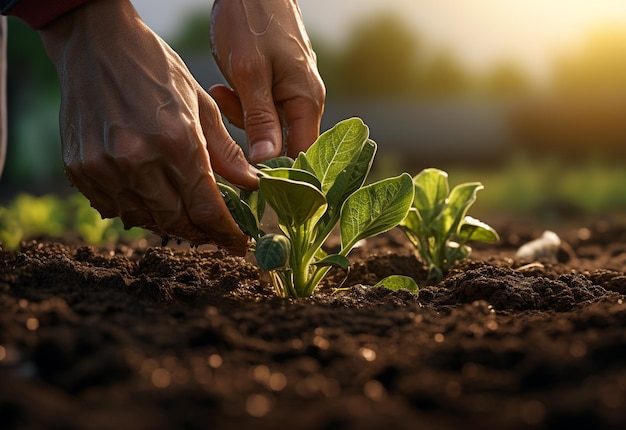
[0,0,88,29]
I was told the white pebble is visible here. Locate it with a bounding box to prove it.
[515,230,561,261]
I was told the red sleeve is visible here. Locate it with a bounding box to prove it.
[8,0,89,30]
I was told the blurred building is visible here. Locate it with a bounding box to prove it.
[322,100,515,168]
[185,55,517,169]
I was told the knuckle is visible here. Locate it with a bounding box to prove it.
[107,136,152,165]
[231,55,267,79]
[311,78,326,106]
[245,107,276,130]
[159,118,193,144]
[220,139,248,165]
[298,79,326,114]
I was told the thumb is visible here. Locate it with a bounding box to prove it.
[240,89,283,164]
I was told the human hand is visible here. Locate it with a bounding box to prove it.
[40,0,258,255]
[209,0,326,163]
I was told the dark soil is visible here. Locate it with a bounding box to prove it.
[2,217,626,430]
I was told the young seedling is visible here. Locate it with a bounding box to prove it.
[374,275,419,293]
[220,118,415,298]
[399,168,499,281]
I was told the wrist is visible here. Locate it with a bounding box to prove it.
[40,0,140,64]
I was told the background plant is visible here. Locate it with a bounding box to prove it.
[399,168,499,281]
[0,193,145,250]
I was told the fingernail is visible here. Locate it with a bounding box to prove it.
[249,140,275,163]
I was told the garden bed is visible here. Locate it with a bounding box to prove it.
[1,217,626,429]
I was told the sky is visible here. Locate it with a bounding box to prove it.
[132,0,626,81]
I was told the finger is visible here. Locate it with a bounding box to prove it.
[232,69,283,164]
[114,189,158,231]
[74,181,118,220]
[168,163,249,255]
[64,160,120,219]
[119,207,156,232]
[75,135,189,239]
[280,96,324,159]
[187,173,250,256]
[112,170,190,239]
[149,120,250,254]
[69,166,159,235]
[199,94,260,191]
[122,160,247,254]
[87,191,156,236]
[208,84,245,129]
[83,134,238,250]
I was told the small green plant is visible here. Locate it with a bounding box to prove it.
[220,118,416,298]
[399,168,499,281]
[0,193,145,250]
[374,275,419,293]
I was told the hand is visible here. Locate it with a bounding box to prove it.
[40,0,258,255]
[210,0,326,163]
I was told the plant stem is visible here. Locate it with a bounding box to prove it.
[288,226,312,297]
[304,266,332,296]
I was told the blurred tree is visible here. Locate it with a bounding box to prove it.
[513,28,626,157]
[3,17,63,185]
[552,27,626,95]
[419,50,471,97]
[331,13,421,99]
[7,18,58,95]
[309,35,337,98]
[481,60,530,97]
[170,11,211,55]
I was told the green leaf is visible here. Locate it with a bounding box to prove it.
[458,216,499,243]
[293,152,315,175]
[258,156,294,169]
[325,139,376,218]
[312,254,351,269]
[400,207,424,235]
[413,168,449,224]
[374,275,419,293]
[261,167,322,191]
[399,207,427,256]
[240,189,265,227]
[440,182,484,236]
[218,183,260,240]
[260,176,327,228]
[340,173,414,251]
[300,117,370,193]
